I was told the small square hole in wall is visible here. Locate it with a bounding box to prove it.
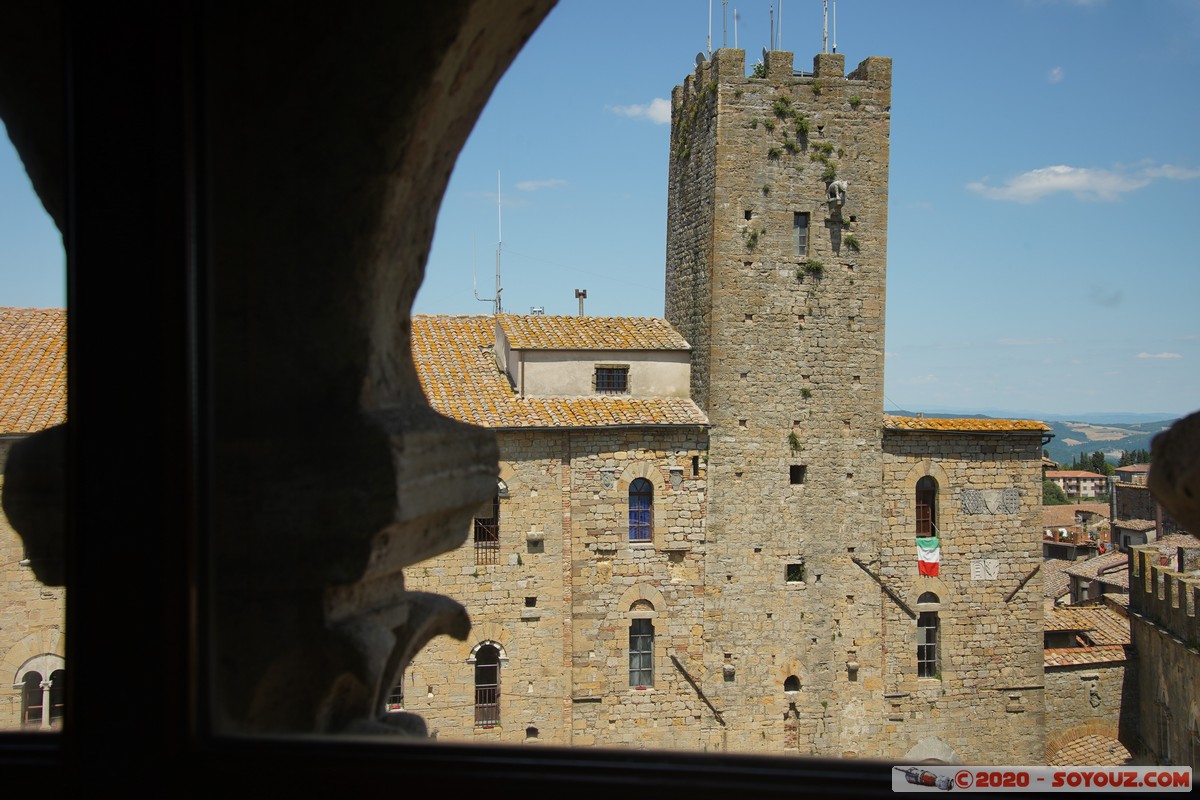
[849,215,857,222]
[786,563,805,582]
[743,260,753,268]
[790,465,807,484]
[692,455,700,475]
[524,596,537,607]
[852,375,861,385]
[740,372,749,379]
[745,313,753,322]
[753,547,762,554]
[797,314,805,324]
[735,470,743,478]
[744,209,752,220]
[738,419,748,428]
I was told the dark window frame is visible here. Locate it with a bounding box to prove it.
[628,618,654,688]
[473,495,500,565]
[628,478,653,543]
[595,366,630,394]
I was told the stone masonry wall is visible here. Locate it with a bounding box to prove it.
[1044,660,1135,763]
[877,431,1046,764]
[1128,546,1200,767]
[404,427,711,748]
[0,438,66,730]
[667,48,893,757]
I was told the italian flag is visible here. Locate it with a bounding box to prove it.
[916,536,941,577]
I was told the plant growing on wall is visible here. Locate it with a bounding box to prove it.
[772,95,794,119]
[743,227,765,251]
[844,234,861,253]
[811,80,823,96]
[849,95,862,109]
[763,119,776,133]
[767,146,781,160]
[820,162,838,182]
[788,431,801,451]
[802,388,814,400]
[800,259,824,276]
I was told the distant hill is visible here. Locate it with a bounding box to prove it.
[887,409,1178,466]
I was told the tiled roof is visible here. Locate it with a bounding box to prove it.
[1046,470,1107,479]
[411,315,708,429]
[1041,559,1072,600]
[1044,604,1130,645]
[1064,551,1128,581]
[1047,733,1132,766]
[1153,532,1200,550]
[1042,503,1109,528]
[1115,464,1151,473]
[0,307,66,435]
[1044,645,1129,668]
[496,314,690,351]
[882,415,1050,432]
[1111,518,1156,532]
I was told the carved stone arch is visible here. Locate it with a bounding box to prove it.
[776,660,808,693]
[1044,720,1127,765]
[15,652,64,685]
[907,575,952,609]
[466,638,509,665]
[903,736,961,765]
[901,459,951,489]
[466,622,511,662]
[1,629,65,683]
[618,583,668,616]
[497,461,516,497]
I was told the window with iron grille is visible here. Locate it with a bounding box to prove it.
[917,610,939,678]
[793,212,809,256]
[473,494,499,565]
[595,366,629,394]
[629,618,654,688]
[474,645,500,727]
[628,478,653,542]
[916,476,937,536]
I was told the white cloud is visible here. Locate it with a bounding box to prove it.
[1137,352,1182,360]
[966,162,1200,203]
[1047,66,1064,83]
[515,178,567,192]
[608,97,672,125]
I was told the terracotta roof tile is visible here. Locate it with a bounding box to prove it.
[1064,551,1128,581]
[1045,470,1108,479]
[0,307,66,435]
[496,314,690,351]
[1111,518,1157,532]
[1041,559,1073,600]
[1043,645,1130,668]
[411,315,707,429]
[1042,503,1109,528]
[883,415,1050,433]
[1044,604,1130,645]
[1047,733,1132,766]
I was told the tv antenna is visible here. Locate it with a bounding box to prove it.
[474,171,503,314]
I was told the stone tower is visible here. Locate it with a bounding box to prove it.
[666,49,893,755]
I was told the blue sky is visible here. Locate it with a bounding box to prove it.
[2,0,1198,418]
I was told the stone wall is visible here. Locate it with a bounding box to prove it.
[1044,660,1136,762]
[0,438,65,730]
[1128,545,1200,767]
[403,427,711,748]
[878,430,1046,764]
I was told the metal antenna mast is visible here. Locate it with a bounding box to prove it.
[473,171,503,314]
[833,0,838,53]
[822,0,828,54]
[722,0,728,48]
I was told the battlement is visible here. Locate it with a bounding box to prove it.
[1130,544,1200,647]
[676,48,892,106]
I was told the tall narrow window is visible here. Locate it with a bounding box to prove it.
[629,478,653,542]
[474,644,500,727]
[916,476,937,536]
[48,669,65,726]
[21,672,42,728]
[917,592,940,679]
[629,618,654,688]
[473,494,499,565]
[793,212,810,256]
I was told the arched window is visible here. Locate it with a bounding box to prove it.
[916,476,938,536]
[474,644,500,727]
[629,618,654,688]
[21,672,43,728]
[783,675,801,693]
[48,669,65,726]
[917,592,940,679]
[629,478,653,542]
